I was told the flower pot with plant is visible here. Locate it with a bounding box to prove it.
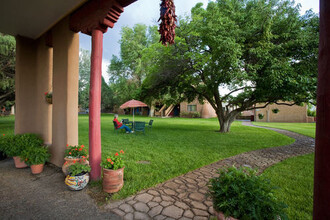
[65,163,91,190]
[208,166,288,220]
[45,91,52,104]
[62,144,89,175]
[3,134,44,168]
[21,145,50,174]
[101,150,125,193]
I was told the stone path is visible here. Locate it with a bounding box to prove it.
[104,122,315,220]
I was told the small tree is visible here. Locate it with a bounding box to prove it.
[141,0,318,133]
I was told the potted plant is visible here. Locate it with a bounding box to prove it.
[21,146,50,174]
[272,108,280,114]
[3,134,43,168]
[208,166,287,220]
[45,91,52,104]
[62,144,89,175]
[65,163,91,190]
[100,150,125,193]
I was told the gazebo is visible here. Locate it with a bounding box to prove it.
[0,0,329,218]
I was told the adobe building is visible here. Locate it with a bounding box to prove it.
[0,0,330,217]
[253,103,313,123]
[180,100,217,118]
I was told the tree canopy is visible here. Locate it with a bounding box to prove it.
[141,0,319,132]
[0,34,15,108]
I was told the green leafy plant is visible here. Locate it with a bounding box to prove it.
[100,150,125,170]
[208,166,287,220]
[272,108,280,114]
[65,144,88,158]
[67,163,91,176]
[44,91,52,99]
[180,112,201,118]
[20,146,50,165]
[258,113,264,119]
[2,133,43,157]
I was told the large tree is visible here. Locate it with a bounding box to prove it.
[108,24,158,105]
[141,0,318,132]
[0,34,15,108]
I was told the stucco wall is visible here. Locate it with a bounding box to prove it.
[255,103,308,122]
[180,99,217,118]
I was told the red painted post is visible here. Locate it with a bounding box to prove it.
[89,28,103,180]
[313,1,330,219]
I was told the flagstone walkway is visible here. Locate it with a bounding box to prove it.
[104,122,315,220]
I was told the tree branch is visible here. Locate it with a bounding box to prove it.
[221,86,256,101]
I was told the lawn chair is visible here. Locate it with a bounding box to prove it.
[113,121,125,134]
[146,120,153,132]
[134,121,145,134]
[122,119,129,125]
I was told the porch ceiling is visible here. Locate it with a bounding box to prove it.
[0,0,87,39]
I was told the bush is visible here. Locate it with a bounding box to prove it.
[20,146,50,165]
[272,108,280,114]
[258,113,264,119]
[208,166,287,220]
[180,112,201,118]
[1,133,44,157]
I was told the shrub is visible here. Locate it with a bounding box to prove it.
[101,150,125,170]
[258,113,264,119]
[2,134,43,157]
[180,112,201,118]
[272,108,280,114]
[67,163,91,176]
[20,146,50,165]
[208,166,287,220]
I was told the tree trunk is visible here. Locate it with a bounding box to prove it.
[217,113,237,133]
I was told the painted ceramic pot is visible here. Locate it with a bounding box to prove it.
[13,156,28,168]
[31,164,44,174]
[65,173,89,191]
[102,167,124,193]
[62,157,89,175]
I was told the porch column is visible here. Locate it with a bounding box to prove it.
[313,0,330,219]
[89,28,103,180]
[52,16,79,166]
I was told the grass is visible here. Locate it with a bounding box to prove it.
[1,114,294,200]
[262,154,314,219]
[252,122,316,138]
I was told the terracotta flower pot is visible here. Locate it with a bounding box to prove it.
[13,156,28,168]
[214,210,238,220]
[62,157,89,175]
[31,164,44,174]
[45,97,52,104]
[102,167,124,193]
[65,173,90,191]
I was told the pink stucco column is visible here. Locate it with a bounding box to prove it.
[89,28,103,180]
[313,0,330,218]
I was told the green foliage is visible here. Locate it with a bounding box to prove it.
[307,103,316,117]
[67,163,91,176]
[258,113,264,119]
[101,150,125,170]
[64,144,88,158]
[0,33,15,107]
[20,145,50,165]
[141,0,319,132]
[44,91,52,99]
[272,108,280,114]
[180,112,201,118]
[209,166,288,220]
[2,133,43,157]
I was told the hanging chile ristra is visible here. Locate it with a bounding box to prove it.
[158,0,177,46]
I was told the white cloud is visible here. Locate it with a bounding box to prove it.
[102,59,110,84]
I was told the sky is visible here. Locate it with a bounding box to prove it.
[79,0,319,82]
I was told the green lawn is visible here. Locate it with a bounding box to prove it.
[262,154,314,219]
[252,122,316,138]
[1,115,294,200]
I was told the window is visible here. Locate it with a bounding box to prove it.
[187,105,197,112]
